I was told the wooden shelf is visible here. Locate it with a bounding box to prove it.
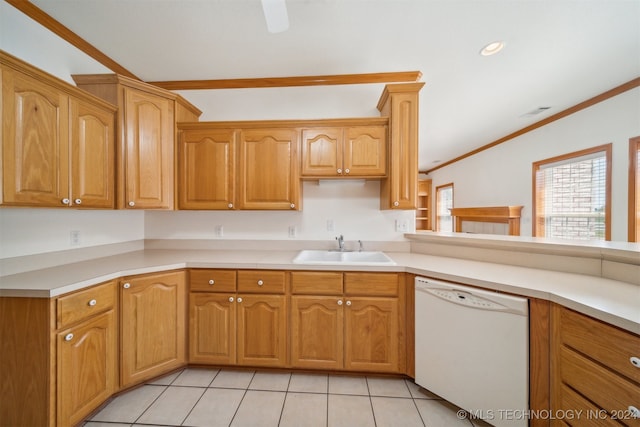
[416,179,432,231]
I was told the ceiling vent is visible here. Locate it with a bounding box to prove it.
[521,106,551,118]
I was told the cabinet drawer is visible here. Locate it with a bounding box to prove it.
[555,305,640,383]
[558,346,640,426]
[555,383,619,427]
[57,281,116,329]
[237,270,285,294]
[344,273,398,296]
[291,271,343,295]
[190,269,237,292]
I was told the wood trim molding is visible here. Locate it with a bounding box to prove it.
[5,0,140,80]
[423,77,640,174]
[149,71,423,90]
[629,136,640,242]
[450,206,523,236]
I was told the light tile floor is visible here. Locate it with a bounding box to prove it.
[84,368,490,427]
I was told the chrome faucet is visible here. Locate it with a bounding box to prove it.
[335,235,345,251]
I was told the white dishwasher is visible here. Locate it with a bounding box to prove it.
[415,277,529,427]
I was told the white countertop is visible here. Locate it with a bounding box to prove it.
[1,249,638,334]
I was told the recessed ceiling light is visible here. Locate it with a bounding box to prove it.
[480,41,505,56]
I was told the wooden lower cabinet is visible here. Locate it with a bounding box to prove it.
[188,269,287,368]
[120,270,187,388]
[290,271,403,373]
[344,297,399,372]
[290,296,343,370]
[57,310,116,427]
[190,293,237,364]
[551,304,640,427]
[237,295,288,367]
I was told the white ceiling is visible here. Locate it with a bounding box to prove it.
[26,0,640,171]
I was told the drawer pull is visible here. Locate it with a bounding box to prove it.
[65,333,74,341]
[88,299,97,306]
[629,406,640,419]
[209,280,215,285]
[631,356,640,368]
[257,280,264,286]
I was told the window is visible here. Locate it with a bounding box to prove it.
[630,136,640,242]
[533,144,611,241]
[436,183,454,232]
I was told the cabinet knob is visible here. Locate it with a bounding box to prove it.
[337,168,342,174]
[88,299,97,306]
[393,201,400,207]
[628,406,640,419]
[346,300,352,306]
[128,201,135,207]
[64,333,74,341]
[257,280,264,286]
[337,300,343,306]
[228,203,233,209]
[290,203,295,209]
[228,297,234,303]
[209,280,215,285]
[74,198,82,205]
[631,356,640,368]
[237,297,243,303]
[123,283,131,289]
[61,198,70,205]
[345,168,350,174]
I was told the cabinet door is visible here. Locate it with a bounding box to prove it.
[120,271,186,387]
[237,294,287,367]
[238,129,300,210]
[384,92,418,209]
[123,87,174,209]
[290,296,343,370]
[1,68,70,206]
[57,310,116,427]
[178,129,236,210]
[344,126,386,177]
[69,96,115,208]
[344,297,399,373]
[301,128,342,176]
[189,293,237,364]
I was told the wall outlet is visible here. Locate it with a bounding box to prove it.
[395,219,409,233]
[326,219,335,231]
[288,225,297,238]
[214,225,224,237]
[70,230,80,246]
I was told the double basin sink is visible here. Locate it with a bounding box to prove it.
[293,250,396,266]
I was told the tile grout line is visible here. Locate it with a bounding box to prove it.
[365,376,378,427]
[275,372,293,426]
[178,368,221,426]
[227,370,256,427]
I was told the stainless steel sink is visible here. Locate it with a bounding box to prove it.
[292,250,396,265]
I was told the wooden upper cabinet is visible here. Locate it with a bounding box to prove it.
[238,128,300,210]
[69,97,115,208]
[178,128,236,210]
[72,73,202,210]
[344,126,387,176]
[123,87,174,209]
[301,124,387,178]
[2,68,69,206]
[301,128,342,176]
[1,52,116,208]
[377,83,425,209]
